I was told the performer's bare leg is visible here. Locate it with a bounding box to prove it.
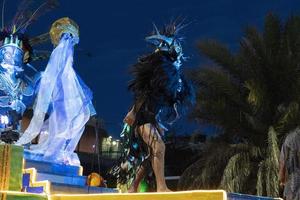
[138,123,171,192]
[128,164,146,193]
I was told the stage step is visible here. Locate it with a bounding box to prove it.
[22,170,47,194]
[50,183,118,194]
[24,158,82,176]
[36,172,86,186]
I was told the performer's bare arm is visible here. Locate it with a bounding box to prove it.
[124,106,135,126]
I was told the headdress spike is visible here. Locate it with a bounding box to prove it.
[152,23,160,36]
[12,25,16,34]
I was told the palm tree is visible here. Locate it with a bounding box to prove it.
[178,14,300,197]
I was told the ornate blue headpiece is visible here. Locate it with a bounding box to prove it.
[0,0,59,64]
[146,24,180,50]
[0,35,24,68]
[145,21,187,68]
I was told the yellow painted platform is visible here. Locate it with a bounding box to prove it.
[0,191,48,200]
[0,190,227,200]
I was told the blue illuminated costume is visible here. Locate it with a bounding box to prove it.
[0,36,39,114]
[0,0,58,143]
[111,21,194,192]
[0,35,40,143]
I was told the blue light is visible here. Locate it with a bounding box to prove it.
[0,115,9,125]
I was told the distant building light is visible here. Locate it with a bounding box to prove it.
[112,141,117,146]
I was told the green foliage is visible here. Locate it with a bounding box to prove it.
[256,127,280,196]
[179,14,300,196]
[220,152,251,192]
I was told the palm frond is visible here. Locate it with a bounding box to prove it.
[220,152,251,192]
[244,79,265,111]
[265,127,279,197]
[198,40,241,79]
[275,102,300,135]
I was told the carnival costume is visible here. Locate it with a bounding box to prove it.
[0,0,58,143]
[111,22,194,192]
[16,17,96,166]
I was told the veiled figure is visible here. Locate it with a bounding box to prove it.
[16,18,96,166]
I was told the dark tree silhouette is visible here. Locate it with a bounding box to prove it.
[179,14,300,197]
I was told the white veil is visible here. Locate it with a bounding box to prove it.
[16,33,95,165]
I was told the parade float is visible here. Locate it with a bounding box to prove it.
[0,1,283,200]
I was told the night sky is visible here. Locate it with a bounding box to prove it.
[7,0,300,137]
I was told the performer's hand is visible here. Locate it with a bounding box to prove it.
[124,107,135,126]
[124,116,134,126]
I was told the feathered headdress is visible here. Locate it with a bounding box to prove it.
[2,0,59,34]
[0,0,59,63]
[145,19,188,61]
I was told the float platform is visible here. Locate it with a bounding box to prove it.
[0,144,282,200]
